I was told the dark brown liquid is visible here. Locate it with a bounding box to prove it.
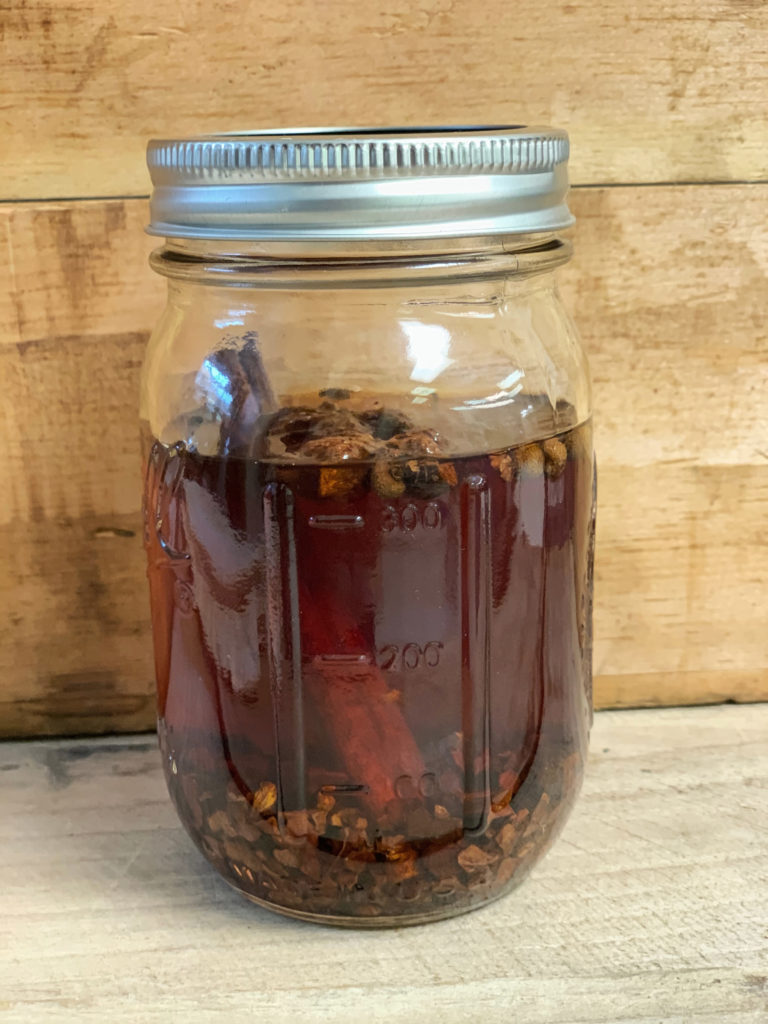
[144,423,594,924]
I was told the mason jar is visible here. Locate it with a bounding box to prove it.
[141,126,595,927]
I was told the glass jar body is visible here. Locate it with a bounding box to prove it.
[141,238,595,926]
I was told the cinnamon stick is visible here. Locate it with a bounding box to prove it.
[299,578,427,818]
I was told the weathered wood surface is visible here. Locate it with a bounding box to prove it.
[1,705,766,1022]
[0,200,163,736]
[1,182,766,736]
[561,184,768,710]
[1,0,767,198]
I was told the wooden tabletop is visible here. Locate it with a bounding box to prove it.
[2,705,767,1023]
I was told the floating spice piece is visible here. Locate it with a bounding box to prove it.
[490,451,514,482]
[300,434,381,498]
[299,434,382,461]
[371,457,407,498]
[515,443,545,477]
[266,403,369,454]
[381,429,456,498]
[277,413,459,501]
[317,467,364,499]
[438,461,458,487]
[385,428,444,457]
[542,437,568,479]
[491,442,545,481]
[305,407,369,441]
[375,456,455,499]
[264,405,323,452]
[359,406,415,440]
[402,459,449,499]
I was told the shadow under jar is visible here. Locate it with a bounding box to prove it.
[141,126,595,927]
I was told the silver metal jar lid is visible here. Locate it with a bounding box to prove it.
[146,126,573,241]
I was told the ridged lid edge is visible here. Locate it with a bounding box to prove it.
[147,126,569,183]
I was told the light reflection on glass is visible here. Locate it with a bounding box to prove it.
[400,319,455,384]
[450,369,525,412]
[197,358,234,414]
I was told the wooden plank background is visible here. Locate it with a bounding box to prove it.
[3,0,767,197]
[1,0,767,736]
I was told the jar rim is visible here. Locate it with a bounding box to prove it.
[148,235,572,286]
[146,125,574,242]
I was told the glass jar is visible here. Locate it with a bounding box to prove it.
[141,127,595,927]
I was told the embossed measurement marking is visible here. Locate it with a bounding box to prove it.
[319,783,371,795]
[394,772,438,799]
[381,501,444,532]
[308,514,365,530]
[378,642,443,670]
[313,653,372,665]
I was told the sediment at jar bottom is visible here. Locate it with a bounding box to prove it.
[160,722,584,922]
[144,401,594,923]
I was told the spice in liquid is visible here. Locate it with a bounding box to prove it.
[144,384,593,922]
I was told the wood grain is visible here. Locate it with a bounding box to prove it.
[1,183,766,737]
[1,200,163,736]
[2,705,766,1022]
[1,0,767,198]
[560,184,768,701]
